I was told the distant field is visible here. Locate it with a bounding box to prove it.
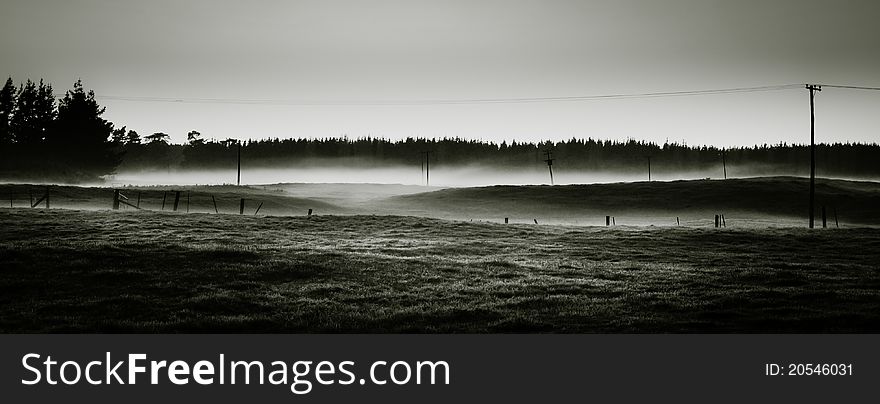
[2,176,878,227]
[1,208,879,332]
[385,176,880,226]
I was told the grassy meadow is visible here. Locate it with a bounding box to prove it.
[1,206,879,332]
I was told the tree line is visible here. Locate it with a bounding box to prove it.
[2,76,880,182]
[121,136,880,179]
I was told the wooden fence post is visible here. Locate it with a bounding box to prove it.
[161,192,167,210]
[714,215,719,228]
[308,208,313,216]
[172,191,181,212]
[504,217,509,224]
[239,198,245,215]
[211,195,219,214]
[136,192,141,208]
[254,202,264,216]
[113,190,120,210]
[606,215,610,226]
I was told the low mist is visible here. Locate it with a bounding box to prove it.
[105,165,777,188]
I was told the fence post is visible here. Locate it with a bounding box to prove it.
[606,216,610,226]
[714,215,720,228]
[239,198,245,215]
[505,217,509,224]
[113,190,120,210]
[834,207,839,228]
[173,191,181,212]
[212,195,219,214]
[721,214,726,228]
[161,192,167,210]
[136,192,141,208]
[254,202,264,216]
[308,208,312,216]
[676,217,680,226]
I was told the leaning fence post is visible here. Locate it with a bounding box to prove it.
[676,216,680,226]
[173,191,181,212]
[211,195,219,214]
[612,217,616,226]
[239,198,245,215]
[721,214,726,228]
[254,202,263,216]
[161,191,167,210]
[136,192,141,208]
[834,207,839,228]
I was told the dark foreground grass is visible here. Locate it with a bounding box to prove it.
[1,208,879,332]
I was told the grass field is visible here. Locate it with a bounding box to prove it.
[1,206,879,332]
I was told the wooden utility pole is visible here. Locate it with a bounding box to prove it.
[420,151,433,186]
[543,149,555,185]
[237,142,242,186]
[721,150,727,179]
[807,84,821,229]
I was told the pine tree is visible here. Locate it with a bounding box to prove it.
[53,79,119,178]
[10,80,39,144]
[111,125,127,144]
[0,77,15,144]
[125,129,141,145]
[35,79,56,142]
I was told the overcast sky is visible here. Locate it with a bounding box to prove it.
[2,0,879,146]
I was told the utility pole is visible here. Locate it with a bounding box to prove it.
[721,150,727,179]
[420,151,433,186]
[806,84,821,229]
[543,149,555,185]
[237,142,242,186]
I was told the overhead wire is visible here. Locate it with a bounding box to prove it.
[95,84,806,106]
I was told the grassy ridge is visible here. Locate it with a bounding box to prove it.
[389,177,880,224]
[1,209,879,332]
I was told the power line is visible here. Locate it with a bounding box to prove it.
[95,84,804,106]
[818,84,880,91]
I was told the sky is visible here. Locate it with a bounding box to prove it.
[2,0,879,146]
